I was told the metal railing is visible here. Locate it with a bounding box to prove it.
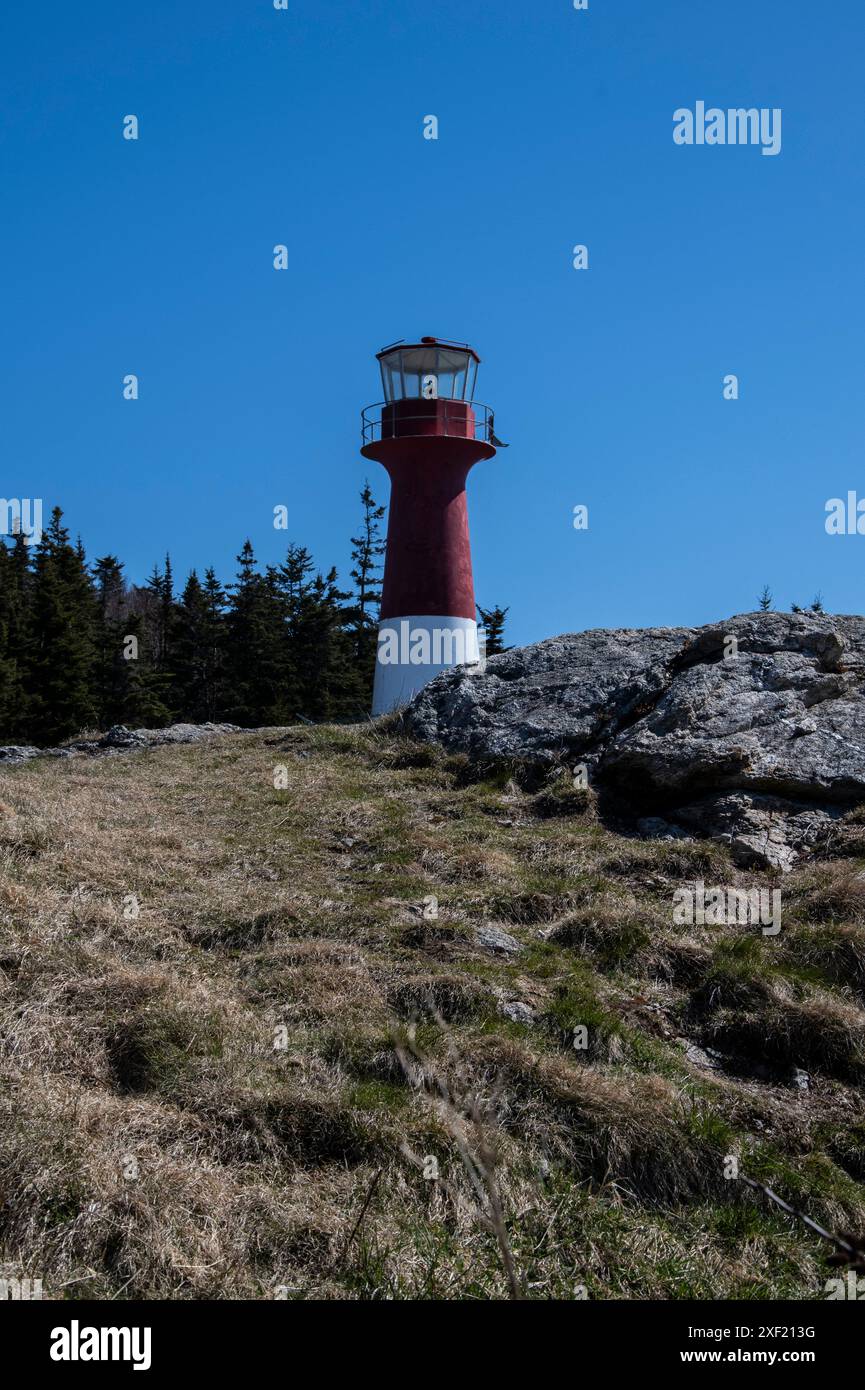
[361,401,493,447]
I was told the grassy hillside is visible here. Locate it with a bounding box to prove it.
[1,724,864,1300]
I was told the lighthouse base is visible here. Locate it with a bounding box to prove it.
[371,616,480,717]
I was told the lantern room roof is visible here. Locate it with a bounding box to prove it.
[375,336,481,364]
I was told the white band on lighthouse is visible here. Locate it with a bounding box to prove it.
[372,616,480,717]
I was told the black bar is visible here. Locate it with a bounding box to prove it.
[8,1297,859,1375]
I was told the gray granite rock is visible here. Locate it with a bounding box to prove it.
[475,924,523,955]
[0,745,41,766]
[406,612,865,869]
[0,722,246,769]
[500,1000,536,1025]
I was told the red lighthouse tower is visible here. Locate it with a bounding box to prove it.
[361,337,497,715]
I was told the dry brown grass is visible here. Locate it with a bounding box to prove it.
[1,724,864,1300]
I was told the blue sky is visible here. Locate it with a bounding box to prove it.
[2,0,863,646]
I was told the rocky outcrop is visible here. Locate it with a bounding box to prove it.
[405,612,865,870]
[0,723,244,767]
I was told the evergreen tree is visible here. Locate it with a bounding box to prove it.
[300,567,363,720]
[0,541,11,732]
[92,555,132,727]
[477,603,510,657]
[0,532,33,739]
[27,508,98,743]
[129,558,176,724]
[791,594,827,615]
[279,544,365,720]
[348,482,386,700]
[279,543,316,719]
[124,611,174,726]
[224,542,289,725]
[173,570,228,722]
[201,568,228,718]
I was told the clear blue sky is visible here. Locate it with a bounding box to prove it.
[3,0,863,646]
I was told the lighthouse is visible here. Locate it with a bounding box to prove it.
[361,337,497,716]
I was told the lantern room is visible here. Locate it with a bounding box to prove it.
[377,337,479,403]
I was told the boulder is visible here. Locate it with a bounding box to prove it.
[0,745,41,767]
[500,1000,536,1025]
[475,924,523,956]
[405,612,865,870]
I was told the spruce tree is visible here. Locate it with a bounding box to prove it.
[139,557,179,716]
[173,570,228,722]
[348,482,386,700]
[476,603,510,657]
[201,568,228,719]
[277,545,364,721]
[224,542,289,725]
[302,567,364,720]
[92,555,133,727]
[27,508,97,743]
[0,533,33,739]
[0,541,11,733]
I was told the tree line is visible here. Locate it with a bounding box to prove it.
[0,487,509,746]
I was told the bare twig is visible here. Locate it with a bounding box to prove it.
[333,1168,383,1269]
[740,1174,865,1269]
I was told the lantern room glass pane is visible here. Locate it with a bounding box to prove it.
[466,358,478,401]
[379,355,401,401]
